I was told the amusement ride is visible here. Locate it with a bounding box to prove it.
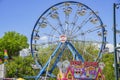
[30,1,107,80]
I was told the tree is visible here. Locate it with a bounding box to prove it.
[0,31,29,58]
[5,56,38,79]
[0,51,4,60]
[101,53,115,80]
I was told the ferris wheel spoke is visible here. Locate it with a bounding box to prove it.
[64,15,69,34]
[45,20,61,35]
[70,6,81,35]
[56,16,65,34]
[38,41,59,46]
[70,39,103,44]
[70,14,79,32]
[72,25,103,38]
[70,4,86,32]
[75,17,92,34]
[63,4,73,35]
[44,33,59,39]
[71,11,99,35]
[71,14,92,34]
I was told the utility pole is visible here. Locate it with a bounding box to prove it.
[113,3,120,80]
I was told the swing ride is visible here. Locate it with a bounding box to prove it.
[30,1,106,80]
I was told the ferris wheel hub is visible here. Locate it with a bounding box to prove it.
[59,35,67,43]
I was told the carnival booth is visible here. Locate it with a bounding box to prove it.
[57,60,105,80]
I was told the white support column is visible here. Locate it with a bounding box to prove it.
[0,64,5,79]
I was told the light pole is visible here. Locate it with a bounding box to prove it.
[113,3,120,80]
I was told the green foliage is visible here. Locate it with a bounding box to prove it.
[5,56,38,79]
[0,38,4,61]
[0,31,29,58]
[101,53,115,80]
[5,42,115,80]
[37,43,115,80]
[74,42,99,61]
[0,51,4,60]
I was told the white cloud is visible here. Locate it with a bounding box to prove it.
[106,43,114,53]
[40,36,48,41]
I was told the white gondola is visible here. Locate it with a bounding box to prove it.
[77,9,86,16]
[39,22,47,28]
[50,12,58,19]
[64,7,72,15]
[90,18,98,24]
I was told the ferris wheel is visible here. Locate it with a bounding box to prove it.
[30,1,106,80]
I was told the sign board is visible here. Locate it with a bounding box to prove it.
[57,60,105,80]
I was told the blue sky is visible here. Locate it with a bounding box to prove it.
[0,0,120,44]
